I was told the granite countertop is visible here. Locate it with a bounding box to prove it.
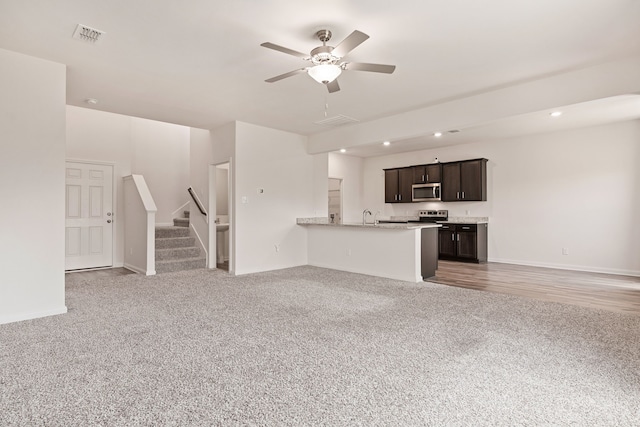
[296,218,440,230]
[439,217,489,224]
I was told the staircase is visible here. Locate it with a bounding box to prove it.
[155,211,206,274]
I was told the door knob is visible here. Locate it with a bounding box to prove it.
[107,220,112,223]
[107,212,112,216]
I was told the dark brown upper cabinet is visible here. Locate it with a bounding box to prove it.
[384,167,413,203]
[441,159,487,202]
[412,163,441,184]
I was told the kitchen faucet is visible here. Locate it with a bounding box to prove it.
[362,209,372,225]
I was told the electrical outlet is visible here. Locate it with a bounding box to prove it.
[562,248,569,255]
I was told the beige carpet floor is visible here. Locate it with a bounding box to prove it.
[1,266,639,426]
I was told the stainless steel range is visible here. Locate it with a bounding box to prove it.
[418,210,448,223]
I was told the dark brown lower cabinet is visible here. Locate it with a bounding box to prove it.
[438,223,487,263]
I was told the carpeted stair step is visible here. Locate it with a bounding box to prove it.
[183,210,190,219]
[156,236,195,249]
[156,226,190,239]
[155,257,206,274]
[173,217,189,227]
[154,225,204,274]
[156,246,202,261]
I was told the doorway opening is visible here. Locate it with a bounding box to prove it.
[328,178,342,224]
[215,163,230,271]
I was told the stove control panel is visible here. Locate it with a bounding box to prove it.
[419,210,448,218]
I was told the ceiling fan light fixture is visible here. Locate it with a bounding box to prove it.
[307,64,342,84]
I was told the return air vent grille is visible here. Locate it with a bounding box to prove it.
[72,24,105,43]
[314,114,359,126]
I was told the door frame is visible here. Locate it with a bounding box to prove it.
[65,158,116,271]
[328,176,343,224]
[209,160,234,274]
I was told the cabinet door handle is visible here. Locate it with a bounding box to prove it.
[422,174,425,182]
[462,226,470,230]
[457,235,460,241]
[462,191,465,199]
[426,174,429,182]
[451,234,455,241]
[399,194,402,201]
[456,192,460,199]
[395,194,398,201]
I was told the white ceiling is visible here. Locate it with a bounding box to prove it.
[344,94,640,157]
[2,0,640,155]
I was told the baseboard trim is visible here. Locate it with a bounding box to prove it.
[489,257,640,277]
[0,306,68,325]
[123,263,156,276]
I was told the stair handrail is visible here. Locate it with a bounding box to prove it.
[188,187,207,217]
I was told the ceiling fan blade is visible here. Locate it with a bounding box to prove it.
[260,42,308,59]
[265,68,307,83]
[345,62,396,74]
[332,30,369,58]
[326,79,340,93]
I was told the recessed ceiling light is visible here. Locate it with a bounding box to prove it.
[550,111,562,117]
[383,141,391,146]
[340,148,346,153]
[434,132,443,137]
[85,98,98,105]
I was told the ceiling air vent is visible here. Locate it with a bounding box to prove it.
[314,114,360,126]
[72,24,105,43]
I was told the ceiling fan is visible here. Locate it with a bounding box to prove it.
[261,29,396,93]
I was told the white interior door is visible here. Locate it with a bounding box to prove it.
[65,162,114,270]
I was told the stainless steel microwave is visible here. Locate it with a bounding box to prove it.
[412,183,441,202]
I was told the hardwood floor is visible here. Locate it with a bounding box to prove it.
[431,261,640,315]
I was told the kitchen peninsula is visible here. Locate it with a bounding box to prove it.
[297,218,441,282]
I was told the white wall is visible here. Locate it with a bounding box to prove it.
[66,106,191,265]
[0,49,67,324]
[234,122,314,275]
[131,118,190,225]
[362,120,640,276]
[329,153,364,223]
